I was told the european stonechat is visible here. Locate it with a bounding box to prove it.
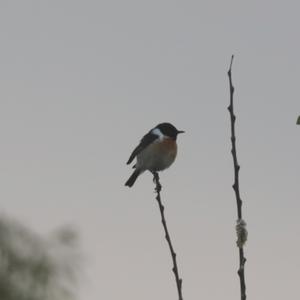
[125,122,184,187]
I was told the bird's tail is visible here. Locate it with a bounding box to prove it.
[125,170,140,187]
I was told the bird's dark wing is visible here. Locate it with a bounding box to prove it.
[126,132,158,165]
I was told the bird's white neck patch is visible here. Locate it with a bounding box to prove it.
[152,128,165,141]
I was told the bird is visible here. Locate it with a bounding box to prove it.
[125,122,184,187]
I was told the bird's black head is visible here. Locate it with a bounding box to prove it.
[156,123,184,140]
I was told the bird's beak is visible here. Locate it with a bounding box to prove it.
[177,130,185,134]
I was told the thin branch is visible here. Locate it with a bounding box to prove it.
[227,55,247,300]
[153,172,183,300]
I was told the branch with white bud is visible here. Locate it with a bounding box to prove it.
[236,219,248,248]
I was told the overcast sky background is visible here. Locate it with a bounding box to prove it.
[0,1,299,299]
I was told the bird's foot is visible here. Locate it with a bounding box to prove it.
[152,171,162,192]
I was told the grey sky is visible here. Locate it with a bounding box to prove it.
[0,1,299,299]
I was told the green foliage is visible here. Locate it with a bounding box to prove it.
[297,116,300,124]
[0,216,80,300]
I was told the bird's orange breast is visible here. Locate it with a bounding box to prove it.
[151,138,178,169]
[156,138,177,157]
[136,137,178,172]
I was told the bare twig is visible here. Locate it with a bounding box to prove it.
[152,171,183,300]
[227,55,247,300]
